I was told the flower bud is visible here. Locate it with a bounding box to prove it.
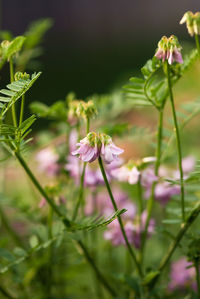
[68,100,97,123]
[14,72,30,81]
[180,11,200,36]
[155,35,183,65]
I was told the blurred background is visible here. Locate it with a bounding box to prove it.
[1,0,200,103]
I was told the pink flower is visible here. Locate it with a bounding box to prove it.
[155,35,183,65]
[71,132,124,164]
[100,135,124,164]
[36,148,59,177]
[111,165,140,184]
[168,258,196,291]
[72,132,99,163]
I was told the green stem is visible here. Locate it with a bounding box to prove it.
[149,201,200,291]
[0,285,13,299]
[141,109,163,261]
[72,117,90,221]
[14,152,115,297]
[0,205,25,249]
[19,95,25,126]
[166,62,185,221]
[72,162,86,221]
[195,34,200,57]
[195,260,200,297]
[137,175,143,217]
[78,240,116,297]
[98,156,143,278]
[9,59,17,127]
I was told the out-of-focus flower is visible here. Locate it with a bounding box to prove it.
[72,132,100,163]
[154,182,180,206]
[85,188,136,219]
[104,210,155,248]
[141,167,157,188]
[155,35,183,65]
[180,11,200,36]
[100,133,124,164]
[111,160,140,184]
[69,129,78,152]
[173,156,196,179]
[168,258,196,291]
[36,148,59,177]
[68,100,97,124]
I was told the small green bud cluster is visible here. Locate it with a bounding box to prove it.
[14,72,30,81]
[180,11,200,36]
[68,99,97,121]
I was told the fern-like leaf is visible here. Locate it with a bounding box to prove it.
[0,72,41,117]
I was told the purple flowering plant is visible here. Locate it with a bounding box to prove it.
[1,11,200,299]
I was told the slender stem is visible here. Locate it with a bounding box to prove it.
[9,59,17,127]
[137,175,143,217]
[141,109,163,261]
[78,240,116,297]
[15,151,71,226]
[98,156,143,278]
[149,201,200,291]
[0,285,13,299]
[72,162,86,221]
[0,205,25,248]
[14,151,115,297]
[195,260,200,297]
[166,62,185,221]
[195,34,200,57]
[19,95,25,126]
[72,117,90,221]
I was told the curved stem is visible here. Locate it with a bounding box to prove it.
[141,109,163,261]
[166,62,185,221]
[0,285,13,299]
[195,34,200,57]
[9,59,17,127]
[14,152,115,297]
[98,156,143,278]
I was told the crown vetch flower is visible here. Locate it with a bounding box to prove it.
[72,132,100,163]
[72,132,124,164]
[36,148,59,177]
[100,133,124,164]
[155,35,183,65]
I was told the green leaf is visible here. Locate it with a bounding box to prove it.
[0,72,41,117]
[6,36,26,60]
[162,219,182,224]
[0,248,15,261]
[70,209,127,231]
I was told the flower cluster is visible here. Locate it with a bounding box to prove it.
[72,132,124,164]
[180,11,200,36]
[155,35,183,65]
[68,100,97,124]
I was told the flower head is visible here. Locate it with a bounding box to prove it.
[72,132,100,163]
[180,11,200,36]
[155,35,183,65]
[72,132,124,164]
[100,133,124,164]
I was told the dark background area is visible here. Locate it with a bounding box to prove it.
[1,0,200,104]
